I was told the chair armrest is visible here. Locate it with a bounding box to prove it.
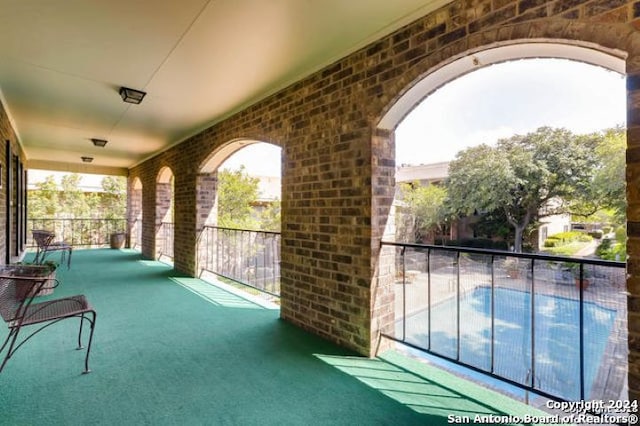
[44,278,60,290]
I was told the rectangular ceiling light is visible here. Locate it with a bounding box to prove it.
[81,156,94,163]
[91,138,108,147]
[119,87,146,104]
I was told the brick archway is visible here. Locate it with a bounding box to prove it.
[196,138,281,233]
[371,25,640,401]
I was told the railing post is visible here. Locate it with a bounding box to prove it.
[401,245,406,342]
[456,250,460,362]
[490,255,495,374]
[427,247,431,351]
[530,258,536,390]
[579,261,585,400]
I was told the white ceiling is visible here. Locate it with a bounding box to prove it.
[0,0,448,174]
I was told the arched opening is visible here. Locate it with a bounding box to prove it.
[156,167,174,263]
[196,140,282,303]
[376,42,628,404]
[129,177,143,250]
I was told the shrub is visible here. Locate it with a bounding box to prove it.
[596,226,627,261]
[544,237,561,247]
[544,231,593,247]
[588,230,604,239]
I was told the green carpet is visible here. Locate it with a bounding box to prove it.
[0,249,545,425]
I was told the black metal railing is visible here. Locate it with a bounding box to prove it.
[380,241,627,403]
[28,218,127,247]
[157,222,174,261]
[197,226,281,297]
[130,218,142,250]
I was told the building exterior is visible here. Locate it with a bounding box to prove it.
[0,0,638,401]
[395,162,571,249]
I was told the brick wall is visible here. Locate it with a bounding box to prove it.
[129,0,640,400]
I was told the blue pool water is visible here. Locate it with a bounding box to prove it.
[399,286,617,400]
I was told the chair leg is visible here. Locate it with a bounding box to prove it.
[0,328,20,374]
[81,311,96,374]
[77,314,85,350]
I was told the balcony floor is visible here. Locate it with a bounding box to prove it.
[1,249,545,425]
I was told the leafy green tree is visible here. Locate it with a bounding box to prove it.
[260,199,281,232]
[29,173,127,220]
[59,173,89,217]
[587,127,626,222]
[446,127,599,252]
[217,167,261,229]
[397,182,447,242]
[100,176,126,219]
[28,175,59,218]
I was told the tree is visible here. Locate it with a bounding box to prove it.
[59,174,89,217]
[588,127,626,222]
[100,176,126,219]
[397,182,447,243]
[28,175,59,218]
[217,167,261,229]
[446,127,599,252]
[29,173,127,219]
[259,199,281,232]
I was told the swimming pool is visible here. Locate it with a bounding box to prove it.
[398,286,617,400]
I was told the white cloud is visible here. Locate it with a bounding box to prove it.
[396,58,625,166]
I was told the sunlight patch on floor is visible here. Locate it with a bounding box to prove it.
[137,260,171,267]
[315,352,547,419]
[170,277,268,310]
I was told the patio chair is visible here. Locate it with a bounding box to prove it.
[32,230,72,268]
[0,265,96,374]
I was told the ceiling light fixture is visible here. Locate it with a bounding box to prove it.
[119,86,146,104]
[81,156,94,163]
[91,138,108,147]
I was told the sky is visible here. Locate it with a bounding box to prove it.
[395,58,626,166]
[220,143,282,176]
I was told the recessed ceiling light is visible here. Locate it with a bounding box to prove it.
[91,138,108,147]
[81,156,93,163]
[119,86,146,104]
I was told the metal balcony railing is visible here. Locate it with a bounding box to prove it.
[157,222,174,261]
[380,241,627,403]
[197,226,281,297]
[130,218,142,250]
[27,218,127,248]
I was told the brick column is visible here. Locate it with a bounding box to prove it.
[370,128,397,355]
[626,70,640,402]
[155,181,172,259]
[128,183,143,248]
[195,172,218,273]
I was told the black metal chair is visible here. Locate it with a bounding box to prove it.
[32,230,73,269]
[0,265,96,374]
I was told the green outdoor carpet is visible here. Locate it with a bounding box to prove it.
[0,249,546,425]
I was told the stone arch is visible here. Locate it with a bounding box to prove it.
[156,166,174,261]
[129,177,143,249]
[196,138,281,230]
[199,138,266,173]
[195,138,282,275]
